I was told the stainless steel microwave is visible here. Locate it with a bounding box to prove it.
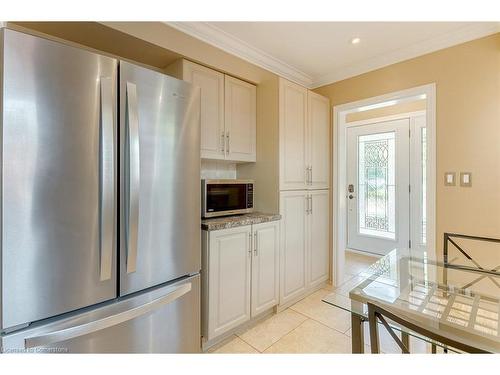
[201,179,254,218]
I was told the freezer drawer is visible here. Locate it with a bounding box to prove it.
[1,275,201,353]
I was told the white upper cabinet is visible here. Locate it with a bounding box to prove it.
[251,221,279,316]
[279,79,308,190]
[308,190,330,288]
[168,59,257,163]
[181,60,225,160]
[225,76,257,162]
[308,91,330,189]
[279,78,330,191]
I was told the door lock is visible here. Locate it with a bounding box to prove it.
[348,184,355,193]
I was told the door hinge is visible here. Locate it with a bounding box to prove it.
[409,128,411,138]
[409,184,411,193]
[409,240,412,248]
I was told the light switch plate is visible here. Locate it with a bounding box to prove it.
[444,172,456,186]
[460,172,472,187]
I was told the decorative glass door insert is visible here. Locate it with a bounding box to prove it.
[358,132,396,239]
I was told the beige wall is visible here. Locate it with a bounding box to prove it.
[315,33,500,252]
[346,99,426,122]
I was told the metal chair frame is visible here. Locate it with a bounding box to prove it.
[367,302,490,354]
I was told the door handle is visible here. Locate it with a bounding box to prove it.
[248,232,252,257]
[348,194,355,200]
[99,77,115,281]
[220,131,225,154]
[254,232,258,256]
[305,195,312,215]
[126,82,140,274]
[24,283,192,349]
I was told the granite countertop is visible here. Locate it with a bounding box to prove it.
[201,212,281,231]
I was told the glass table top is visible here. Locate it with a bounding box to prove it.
[322,248,500,353]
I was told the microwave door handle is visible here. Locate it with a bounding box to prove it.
[126,82,140,274]
[24,283,192,349]
[99,77,115,281]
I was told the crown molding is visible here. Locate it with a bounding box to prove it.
[310,22,500,88]
[165,22,314,87]
[166,22,500,90]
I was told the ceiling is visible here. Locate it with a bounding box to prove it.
[167,22,500,88]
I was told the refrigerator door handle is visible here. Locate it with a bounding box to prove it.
[99,77,115,281]
[125,81,140,274]
[24,282,192,349]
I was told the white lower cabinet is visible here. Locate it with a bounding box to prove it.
[251,221,280,316]
[279,191,308,305]
[203,221,279,342]
[308,190,330,288]
[207,226,252,341]
[279,189,329,306]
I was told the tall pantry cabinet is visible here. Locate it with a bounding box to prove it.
[279,78,331,307]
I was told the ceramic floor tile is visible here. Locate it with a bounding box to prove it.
[211,336,259,354]
[264,319,352,353]
[332,275,366,297]
[289,289,351,333]
[237,309,308,352]
[321,291,352,312]
[345,252,379,276]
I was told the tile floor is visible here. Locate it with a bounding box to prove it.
[208,251,437,354]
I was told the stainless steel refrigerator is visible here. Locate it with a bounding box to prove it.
[0,28,201,353]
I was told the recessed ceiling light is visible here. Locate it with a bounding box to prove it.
[351,37,361,45]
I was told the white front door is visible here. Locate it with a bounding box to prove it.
[347,118,410,255]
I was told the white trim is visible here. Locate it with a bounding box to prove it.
[165,22,314,88]
[332,84,436,286]
[346,110,426,128]
[166,22,499,89]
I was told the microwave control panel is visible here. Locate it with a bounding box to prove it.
[247,184,254,208]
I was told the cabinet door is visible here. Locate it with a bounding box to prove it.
[279,191,308,305]
[182,60,225,160]
[308,91,330,189]
[279,79,308,190]
[251,221,279,316]
[208,226,252,340]
[308,190,330,288]
[224,75,256,162]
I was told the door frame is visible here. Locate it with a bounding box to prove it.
[332,84,436,286]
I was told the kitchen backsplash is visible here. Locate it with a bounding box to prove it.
[201,160,237,179]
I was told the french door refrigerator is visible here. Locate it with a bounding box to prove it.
[0,29,201,353]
